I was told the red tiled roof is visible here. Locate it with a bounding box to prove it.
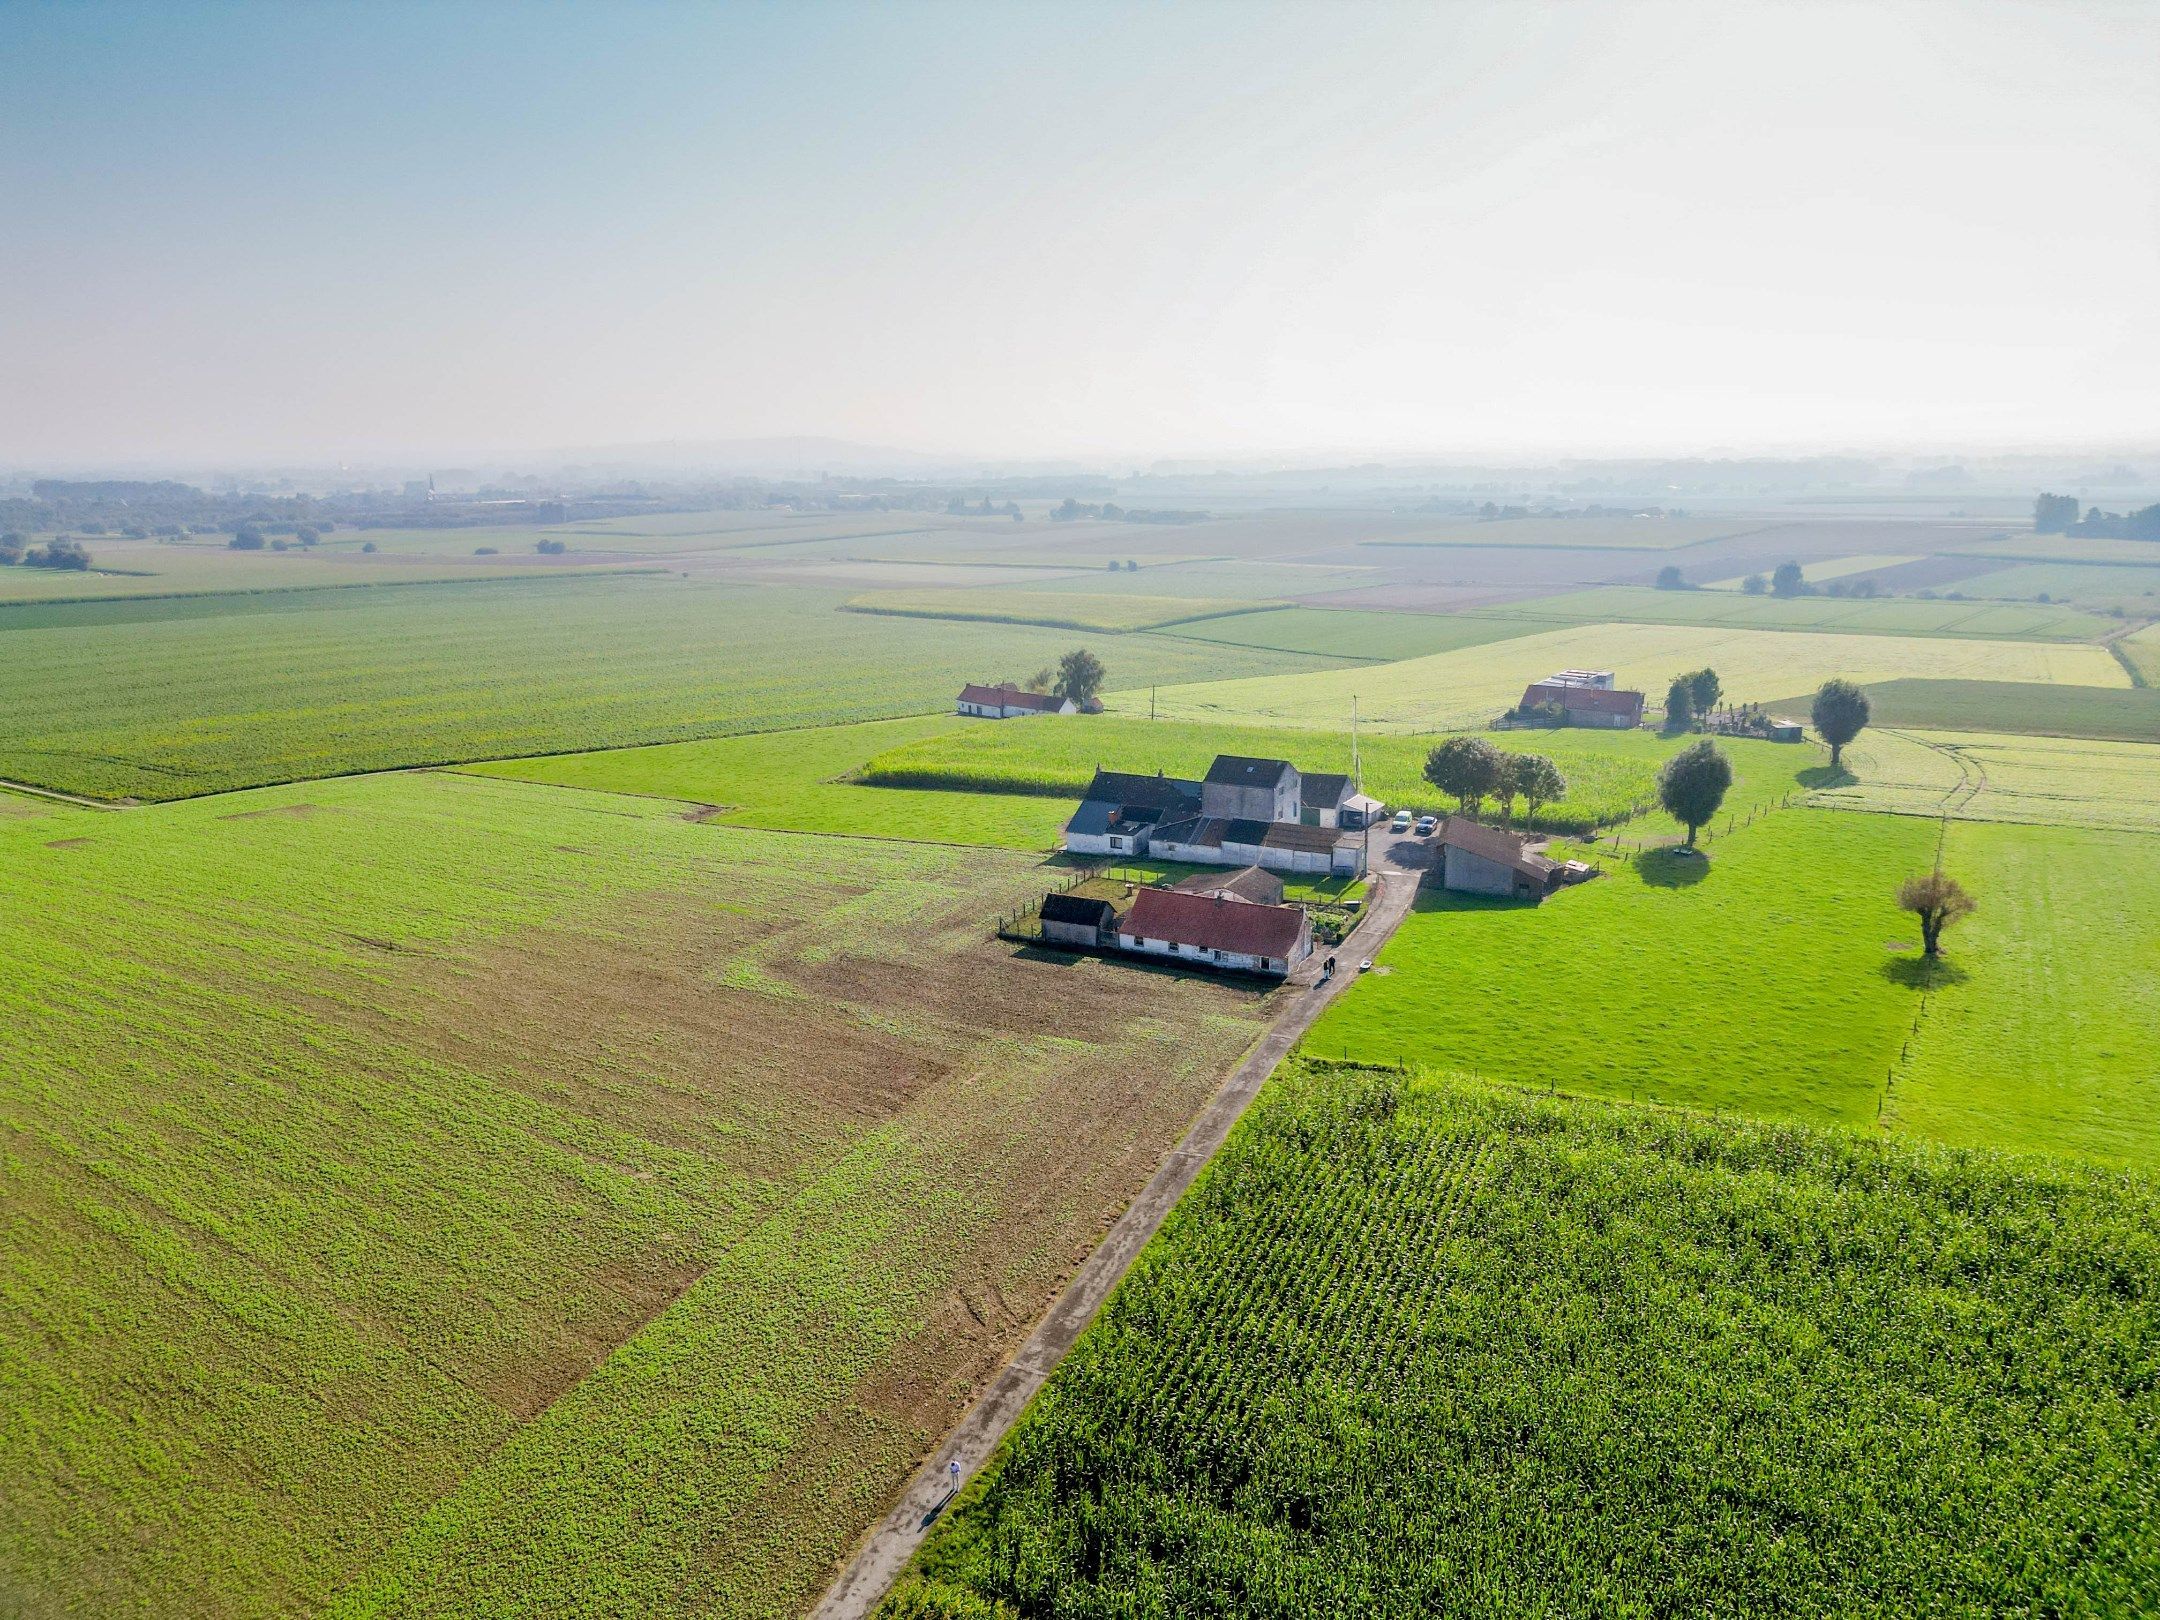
[1123,886,1306,959]
[960,683,1063,711]
[1521,682,1644,717]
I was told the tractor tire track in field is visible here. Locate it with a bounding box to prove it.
[809,853,1424,1620]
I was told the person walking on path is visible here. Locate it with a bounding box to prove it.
[946,1459,961,1497]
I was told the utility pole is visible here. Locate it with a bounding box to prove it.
[1354,695,1369,875]
[1149,685,1156,722]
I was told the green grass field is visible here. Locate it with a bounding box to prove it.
[0,533,631,600]
[851,713,1812,837]
[893,1063,2160,1619]
[1888,820,2160,1167]
[1310,810,1934,1130]
[1946,534,2160,566]
[2121,620,2160,684]
[840,588,1275,632]
[1813,727,2160,833]
[1953,560,2160,612]
[1314,806,2160,1168]
[0,576,1352,801]
[461,716,1075,850]
[1112,620,2129,732]
[1160,604,1573,661]
[1702,552,1921,589]
[1757,678,2160,743]
[0,771,1278,1620]
[1506,584,2119,640]
[1359,515,1762,549]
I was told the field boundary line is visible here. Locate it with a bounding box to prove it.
[0,564,664,619]
[809,865,1422,1620]
[0,777,129,810]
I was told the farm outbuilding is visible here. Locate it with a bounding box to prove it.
[1039,892,1118,947]
[957,683,1076,719]
[1436,816,1567,900]
[1116,886,1312,977]
[1519,679,1645,729]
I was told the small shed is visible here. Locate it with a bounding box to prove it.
[1436,816,1563,900]
[1039,892,1117,947]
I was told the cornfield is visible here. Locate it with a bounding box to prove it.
[895,1061,2160,1617]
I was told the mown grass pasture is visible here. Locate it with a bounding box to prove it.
[1757,677,2160,743]
[1888,819,2160,1167]
[852,713,1812,837]
[0,576,1353,800]
[0,770,1279,1620]
[1316,805,2160,1167]
[1952,560,2160,612]
[1309,810,1935,1130]
[1159,604,1572,661]
[1506,584,2120,640]
[893,1063,2160,1619]
[462,715,1076,850]
[1813,727,2160,833]
[2122,620,2160,684]
[840,587,1275,632]
[1113,620,2129,732]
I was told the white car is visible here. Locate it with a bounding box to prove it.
[1358,958,1373,973]
[1390,811,1413,833]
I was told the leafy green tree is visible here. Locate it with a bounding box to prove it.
[1771,561,1805,597]
[1423,735,1503,816]
[229,527,265,550]
[1663,677,1696,733]
[1741,572,1767,595]
[1687,667,1722,721]
[2033,492,2080,533]
[1812,678,1871,769]
[0,532,24,565]
[1657,740,1732,847]
[1512,753,1565,828]
[1898,869,1975,957]
[1055,647,1105,706]
[1654,564,1686,590]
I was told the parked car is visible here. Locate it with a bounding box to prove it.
[1391,810,1413,832]
[1358,958,1373,973]
[1414,815,1438,836]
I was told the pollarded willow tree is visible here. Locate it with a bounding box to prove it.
[1813,678,1871,769]
[1898,869,1976,957]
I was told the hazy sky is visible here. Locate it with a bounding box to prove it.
[4,0,2156,466]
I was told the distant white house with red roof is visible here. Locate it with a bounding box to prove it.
[956,683,1076,718]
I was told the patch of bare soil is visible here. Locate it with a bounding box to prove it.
[219,802,325,821]
[43,838,91,849]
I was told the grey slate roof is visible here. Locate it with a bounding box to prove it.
[1040,893,1117,929]
[1299,771,1351,809]
[1204,755,1295,789]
